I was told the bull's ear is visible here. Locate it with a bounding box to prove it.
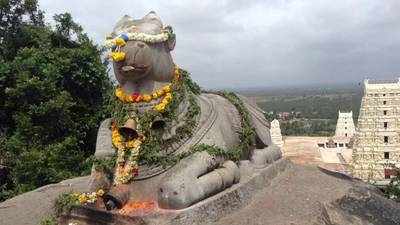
[113,15,134,33]
[165,26,175,51]
[167,34,176,51]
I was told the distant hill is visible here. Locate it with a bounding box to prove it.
[238,84,363,121]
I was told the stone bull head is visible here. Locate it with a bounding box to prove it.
[110,11,176,95]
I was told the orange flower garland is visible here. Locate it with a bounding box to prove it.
[114,85,172,104]
[114,66,180,112]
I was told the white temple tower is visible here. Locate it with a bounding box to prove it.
[334,111,355,138]
[352,79,400,183]
[270,119,284,148]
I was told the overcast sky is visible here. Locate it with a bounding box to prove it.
[39,0,400,89]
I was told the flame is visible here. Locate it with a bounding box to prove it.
[119,201,156,215]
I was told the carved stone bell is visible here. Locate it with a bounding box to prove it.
[119,118,139,140]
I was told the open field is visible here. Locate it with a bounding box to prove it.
[281,136,352,173]
[282,136,323,165]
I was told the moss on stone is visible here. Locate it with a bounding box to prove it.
[38,215,57,225]
[54,192,79,217]
[217,91,256,158]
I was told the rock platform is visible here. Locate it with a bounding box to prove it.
[1,159,400,225]
[61,158,290,225]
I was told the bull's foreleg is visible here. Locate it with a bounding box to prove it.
[250,145,282,168]
[157,151,240,209]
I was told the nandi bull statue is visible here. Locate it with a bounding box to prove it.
[86,11,282,212]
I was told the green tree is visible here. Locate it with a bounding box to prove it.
[0,0,44,61]
[264,111,277,122]
[0,1,111,201]
[384,167,400,202]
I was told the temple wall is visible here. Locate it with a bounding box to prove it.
[352,79,400,182]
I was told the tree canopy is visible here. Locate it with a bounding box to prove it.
[0,0,112,201]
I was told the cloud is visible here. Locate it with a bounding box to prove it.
[39,0,400,88]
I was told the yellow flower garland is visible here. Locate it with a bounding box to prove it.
[154,92,172,112]
[108,37,127,62]
[111,52,126,61]
[111,123,142,151]
[72,189,105,205]
[114,65,180,113]
[115,84,172,104]
[111,122,143,185]
[110,66,182,184]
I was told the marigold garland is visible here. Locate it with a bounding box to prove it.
[115,84,172,104]
[71,189,105,205]
[110,51,126,62]
[114,65,180,113]
[111,122,143,185]
[109,65,183,184]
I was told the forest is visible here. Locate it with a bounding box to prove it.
[0,0,111,201]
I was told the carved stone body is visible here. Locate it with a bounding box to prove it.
[89,12,282,210]
[91,93,281,209]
